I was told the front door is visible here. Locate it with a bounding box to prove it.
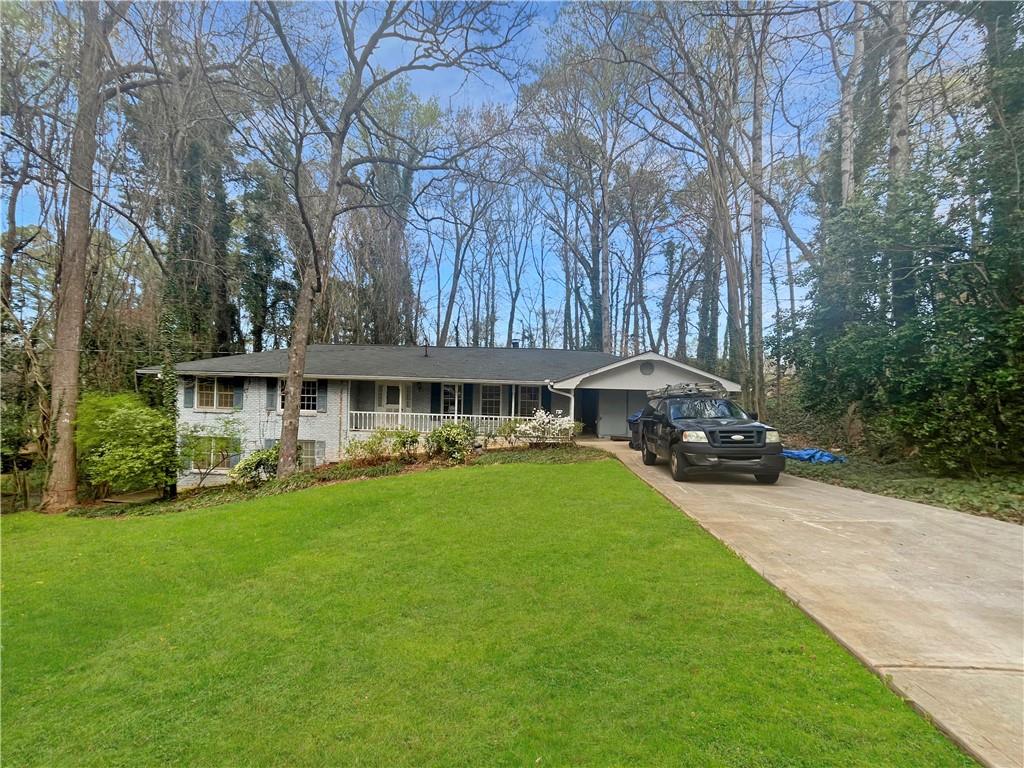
[442,383,462,415]
[376,382,406,413]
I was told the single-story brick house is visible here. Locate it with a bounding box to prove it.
[139,344,738,483]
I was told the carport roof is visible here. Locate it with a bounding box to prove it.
[550,351,742,392]
[137,344,621,384]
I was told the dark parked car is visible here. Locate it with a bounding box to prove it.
[634,385,784,484]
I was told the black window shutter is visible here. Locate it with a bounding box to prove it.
[317,379,328,412]
[183,378,195,408]
[430,383,441,414]
[266,379,277,411]
[506,385,513,416]
[463,383,474,415]
[541,387,552,411]
[233,379,244,410]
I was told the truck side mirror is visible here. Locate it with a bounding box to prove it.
[749,411,758,421]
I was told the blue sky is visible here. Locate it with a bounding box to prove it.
[8,0,817,352]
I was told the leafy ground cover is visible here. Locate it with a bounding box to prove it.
[784,457,1023,524]
[3,459,973,766]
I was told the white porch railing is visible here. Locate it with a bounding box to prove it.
[349,410,527,435]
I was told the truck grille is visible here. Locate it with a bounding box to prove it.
[709,429,763,448]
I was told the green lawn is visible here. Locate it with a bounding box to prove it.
[2,459,972,766]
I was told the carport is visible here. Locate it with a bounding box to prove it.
[549,351,741,438]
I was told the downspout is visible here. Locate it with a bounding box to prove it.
[545,380,575,420]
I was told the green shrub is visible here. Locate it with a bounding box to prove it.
[347,426,420,465]
[497,418,525,445]
[229,443,279,488]
[424,422,476,464]
[80,406,177,496]
[75,392,148,464]
[384,427,421,461]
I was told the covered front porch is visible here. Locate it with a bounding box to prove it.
[347,379,567,436]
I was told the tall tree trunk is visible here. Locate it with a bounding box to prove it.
[538,241,549,348]
[718,190,749,390]
[2,155,27,315]
[277,131,344,476]
[277,259,315,475]
[42,2,112,512]
[437,234,467,347]
[587,204,603,350]
[840,2,865,205]
[784,234,796,329]
[767,248,783,416]
[599,173,612,353]
[749,23,766,417]
[695,231,720,369]
[887,0,914,324]
[676,282,690,360]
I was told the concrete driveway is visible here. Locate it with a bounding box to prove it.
[586,439,1024,768]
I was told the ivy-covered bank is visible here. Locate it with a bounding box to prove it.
[69,444,608,519]
[784,458,1023,525]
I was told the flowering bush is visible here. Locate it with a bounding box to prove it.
[424,422,476,464]
[514,409,581,444]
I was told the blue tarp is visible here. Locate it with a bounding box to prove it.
[782,448,847,464]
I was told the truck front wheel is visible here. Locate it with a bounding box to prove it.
[755,473,780,484]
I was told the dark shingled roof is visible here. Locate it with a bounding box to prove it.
[139,344,621,384]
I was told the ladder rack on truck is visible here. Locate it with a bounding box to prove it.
[645,382,728,398]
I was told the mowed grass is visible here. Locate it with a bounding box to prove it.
[2,459,973,767]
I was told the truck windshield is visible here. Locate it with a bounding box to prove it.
[668,398,747,420]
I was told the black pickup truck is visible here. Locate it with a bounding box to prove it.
[632,388,784,484]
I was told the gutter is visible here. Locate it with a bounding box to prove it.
[136,369,557,386]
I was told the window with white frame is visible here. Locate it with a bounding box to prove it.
[297,440,316,471]
[196,378,234,410]
[191,436,237,471]
[518,385,540,416]
[480,384,502,417]
[280,379,318,411]
[442,383,462,415]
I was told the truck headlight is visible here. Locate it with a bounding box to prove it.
[681,430,708,443]
[765,430,781,443]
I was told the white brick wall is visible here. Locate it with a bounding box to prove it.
[176,376,349,486]
[174,376,571,486]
